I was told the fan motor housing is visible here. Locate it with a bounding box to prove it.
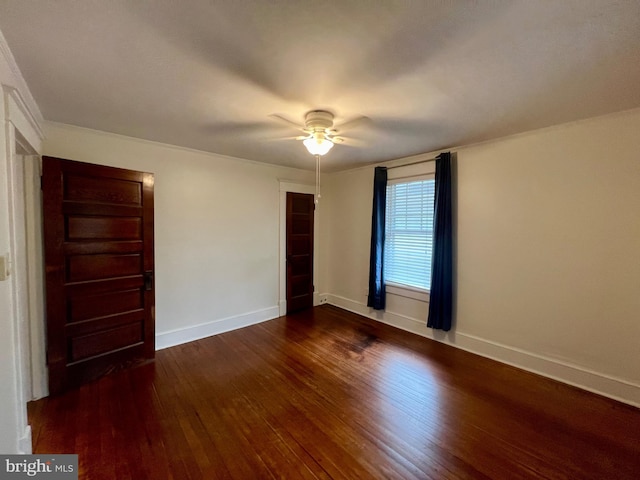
[305,110,334,130]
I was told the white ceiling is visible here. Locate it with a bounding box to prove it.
[1,0,639,171]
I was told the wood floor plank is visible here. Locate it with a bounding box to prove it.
[28,305,640,479]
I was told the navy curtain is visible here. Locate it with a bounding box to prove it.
[428,152,454,331]
[367,167,387,310]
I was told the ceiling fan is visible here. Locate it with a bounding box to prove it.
[269,110,367,156]
[268,109,367,204]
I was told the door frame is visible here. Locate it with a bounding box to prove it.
[278,181,319,316]
[4,85,44,453]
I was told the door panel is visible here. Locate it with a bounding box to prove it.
[43,156,155,395]
[70,322,143,362]
[286,192,314,313]
[67,216,142,240]
[67,253,143,281]
[64,174,142,204]
[69,289,142,321]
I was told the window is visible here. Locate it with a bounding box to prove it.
[384,176,435,291]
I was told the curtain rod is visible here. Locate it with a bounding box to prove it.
[385,157,436,170]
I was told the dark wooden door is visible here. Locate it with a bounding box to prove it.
[42,157,155,395]
[286,192,314,313]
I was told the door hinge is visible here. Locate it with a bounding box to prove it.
[40,175,43,190]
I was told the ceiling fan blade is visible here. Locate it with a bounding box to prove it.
[262,135,308,142]
[334,115,371,132]
[331,136,366,147]
[268,113,305,131]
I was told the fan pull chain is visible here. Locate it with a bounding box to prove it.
[315,154,321,204]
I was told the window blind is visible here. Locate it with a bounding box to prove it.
[384,178,435,291]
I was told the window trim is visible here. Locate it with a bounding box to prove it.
[386,282,430,302]
[387,173,434,185]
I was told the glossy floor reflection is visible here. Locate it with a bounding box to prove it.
[29,305,640,479]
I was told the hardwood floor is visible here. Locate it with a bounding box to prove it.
[29,305,640,479]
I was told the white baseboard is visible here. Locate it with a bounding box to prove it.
[18,425,32,454]
[327,294,640,408]
[155,306,280,350]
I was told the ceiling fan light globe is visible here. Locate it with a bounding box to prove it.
[303,137,334,156]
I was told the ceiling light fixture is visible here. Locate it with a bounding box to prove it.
[300,111,339,204]
[304,135,331,204]
[303,133,334,156]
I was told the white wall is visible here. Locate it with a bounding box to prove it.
[44,122,318,347]
[325,108,640,406]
